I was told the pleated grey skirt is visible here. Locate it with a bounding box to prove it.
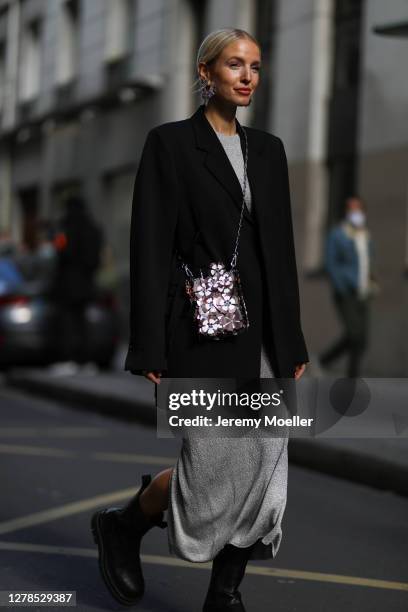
[166,345,289,562]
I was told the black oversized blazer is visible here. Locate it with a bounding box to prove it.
[124,103,309,379]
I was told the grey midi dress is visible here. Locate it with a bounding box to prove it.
[166,130,289,562]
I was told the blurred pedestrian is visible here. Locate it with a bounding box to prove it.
[51,196,104,364]
[319,196,379,377]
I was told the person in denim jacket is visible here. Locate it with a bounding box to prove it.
[319,196,379,377]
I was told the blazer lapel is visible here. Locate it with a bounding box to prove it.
[190,104,266,226]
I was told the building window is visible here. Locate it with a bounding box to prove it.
[56,0,80,86]
[18,18,42,103]
[104,0,133,63]
[18,186,40,252]
[51,180,82,216]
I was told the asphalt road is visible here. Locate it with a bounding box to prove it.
[0,385,407,612]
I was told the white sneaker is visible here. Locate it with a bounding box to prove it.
[47,361,80,376]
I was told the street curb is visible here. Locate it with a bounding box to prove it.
[288,439,408,497]
[5,373,155,427]
[5,373,408,497]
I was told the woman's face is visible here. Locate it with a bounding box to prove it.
[199,38,261,107]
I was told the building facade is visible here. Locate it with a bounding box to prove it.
[0,0,406,374]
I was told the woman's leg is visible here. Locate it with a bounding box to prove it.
[139,467,173,516]
[203,543,256,611]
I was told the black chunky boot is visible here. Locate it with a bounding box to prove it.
[202,543,254,611]
[91,474,167,606]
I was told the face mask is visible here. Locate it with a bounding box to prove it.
[346,210,366,228]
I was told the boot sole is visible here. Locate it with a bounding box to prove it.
[91,511,143,607]
[203,600,245,612]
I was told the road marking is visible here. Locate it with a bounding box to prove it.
[0,541,407,592]
[0,487,142,535]
[0,443,75,458]
[0,541,98,558]
[0,428,108,438]
[244,565,408,591]
[0,443,175,465]
[91,452,176,465]
[2,446,406,594]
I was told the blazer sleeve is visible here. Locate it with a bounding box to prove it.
[277,137,309,366]
[124,128,179,375]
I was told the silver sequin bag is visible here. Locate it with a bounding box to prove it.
[177,126,250,340]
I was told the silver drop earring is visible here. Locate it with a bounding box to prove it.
[200,78,216,104]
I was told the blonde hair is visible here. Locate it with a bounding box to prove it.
[191,28,261,95]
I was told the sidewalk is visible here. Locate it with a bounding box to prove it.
[4,349,408,497]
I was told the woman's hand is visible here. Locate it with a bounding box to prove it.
[142,371,162,384]
[294,363,307,380]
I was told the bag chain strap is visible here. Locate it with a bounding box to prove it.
[179,125,249,280]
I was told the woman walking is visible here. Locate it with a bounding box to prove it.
[91,28,308,611]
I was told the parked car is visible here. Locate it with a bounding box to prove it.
[0,282,120,371]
